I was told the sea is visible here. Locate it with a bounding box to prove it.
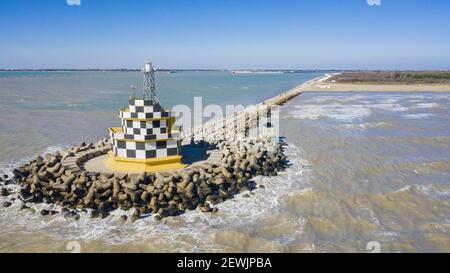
[0,71,449,252]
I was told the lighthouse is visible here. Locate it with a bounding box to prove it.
[104,61,185,172]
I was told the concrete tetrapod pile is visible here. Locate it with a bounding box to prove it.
[0,137,288,222]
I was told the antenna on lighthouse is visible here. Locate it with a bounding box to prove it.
[143,60,158,102]
[130,85,136,99]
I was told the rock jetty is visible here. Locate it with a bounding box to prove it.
[1,137,287,221]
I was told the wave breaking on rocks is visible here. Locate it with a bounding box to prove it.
[1,137,288,222]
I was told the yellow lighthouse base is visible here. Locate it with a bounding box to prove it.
[104,151,187,173]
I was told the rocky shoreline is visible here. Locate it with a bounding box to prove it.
[0,138,288,222]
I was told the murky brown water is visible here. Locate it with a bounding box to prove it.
[1,72,449,252]
[280,92,450,252]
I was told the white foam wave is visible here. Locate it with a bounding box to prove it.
[288,96,442,123]
[415,185,450,198]
[414,103,439,109]
[0,143,311,252]
[0,145,68,177]
[377,97,402,104]
[376,231,399,238]
[289,104,372,122]
[335,122,394,131]
[307,95,370,104]
[402,113,434,119]
[370,103,408,112]
[395,185,411,193]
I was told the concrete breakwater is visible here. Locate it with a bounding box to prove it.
[181,75,326,142]
[0,75,326,221]
[1,138,287,221]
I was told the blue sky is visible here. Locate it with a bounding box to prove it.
[0,0,449,69]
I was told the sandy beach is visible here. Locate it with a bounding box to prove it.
[303,82,450,92]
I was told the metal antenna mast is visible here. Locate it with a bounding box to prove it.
[130,85,136,99]
[143,60,158,102]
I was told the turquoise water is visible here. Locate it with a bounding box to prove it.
[0,71,321,170]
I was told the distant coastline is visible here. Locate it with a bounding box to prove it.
[303,71,450,92]
[0,68,229,73]
[0,68,337,73]
[0,68,141,72]
[3,69,450,92]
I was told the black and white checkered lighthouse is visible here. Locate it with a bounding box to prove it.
[104,61,185,172]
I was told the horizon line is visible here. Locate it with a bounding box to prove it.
[1,68,450,72]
